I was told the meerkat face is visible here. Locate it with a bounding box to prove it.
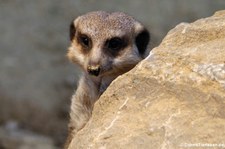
[67,11,150,77]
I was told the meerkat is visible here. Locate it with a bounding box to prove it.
[65,11,150,147]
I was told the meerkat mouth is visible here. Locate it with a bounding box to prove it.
[87,66,101,76]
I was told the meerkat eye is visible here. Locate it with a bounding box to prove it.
[108,37,124,50]
[78,34,91,48]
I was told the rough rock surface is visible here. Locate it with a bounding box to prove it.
[69,10,225,149]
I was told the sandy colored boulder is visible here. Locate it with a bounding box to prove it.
[69,10,225,149]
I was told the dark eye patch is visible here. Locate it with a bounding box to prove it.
[108,37,124,50]
[77,33,92,50]
[105,37,127,56]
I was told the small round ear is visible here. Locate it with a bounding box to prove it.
[135,28,150,57]
[69,21,76,41]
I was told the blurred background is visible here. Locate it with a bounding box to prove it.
[0,0,224,148]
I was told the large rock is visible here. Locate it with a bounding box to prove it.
[69,10,225,149]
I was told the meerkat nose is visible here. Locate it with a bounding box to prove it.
[87,65,101,76]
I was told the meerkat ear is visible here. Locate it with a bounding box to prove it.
[135,28,150,56]
[70,21,76,41]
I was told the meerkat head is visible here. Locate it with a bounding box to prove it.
[67,11,150,77]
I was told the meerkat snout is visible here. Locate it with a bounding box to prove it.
[87,64,101,76]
